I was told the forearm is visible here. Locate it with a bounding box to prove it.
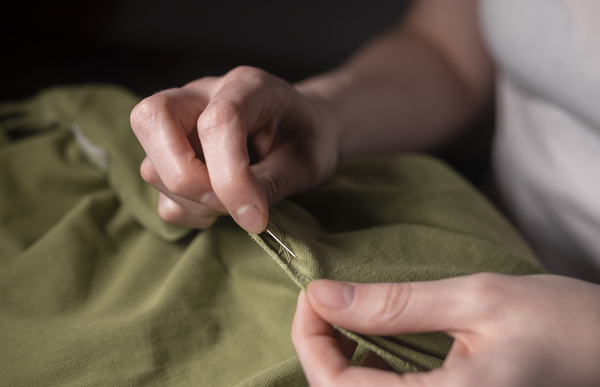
[296,0,494,156]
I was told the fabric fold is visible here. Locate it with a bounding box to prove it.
[0,85,545,386]
[0,85,189,241]
[250,154,543,373]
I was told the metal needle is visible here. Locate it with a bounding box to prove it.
[265,228,296,258]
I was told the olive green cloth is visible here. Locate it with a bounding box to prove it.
[0,85,544,386]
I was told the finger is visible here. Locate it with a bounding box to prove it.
[197,67,292,233]
[250,135,328,207]
[157,193,218,229]
[292,292,407,387]
[250,90,337,206]
[292,290,349,384]
[306,275,504,336]
[131,87,213,202]
[141,157,226,215]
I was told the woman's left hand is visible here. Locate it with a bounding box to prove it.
[292,273,600,386]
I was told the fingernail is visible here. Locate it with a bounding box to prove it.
[309,280,355,310]
[200,192,226,212]
[236,204,268,234]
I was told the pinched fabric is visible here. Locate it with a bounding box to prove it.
[0,85,544,386]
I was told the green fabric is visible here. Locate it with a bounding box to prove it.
[0,85,545,386]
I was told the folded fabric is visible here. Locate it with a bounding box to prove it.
[0,85,544,386]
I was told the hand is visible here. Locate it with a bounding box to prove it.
[292,273,600,386]
[130,66,339,232]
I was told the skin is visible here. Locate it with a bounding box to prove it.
[130,0,492,232]
[130,0,600,384]
[131,69,340,231]
[292,275,600,386]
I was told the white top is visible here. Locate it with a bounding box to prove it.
[480,0,600,283]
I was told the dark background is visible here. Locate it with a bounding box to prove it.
[0,0,492,184]
[1,0,410,100]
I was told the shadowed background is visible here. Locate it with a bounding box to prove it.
[1,0,408,99]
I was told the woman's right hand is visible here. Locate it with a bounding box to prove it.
[130,66,340,233]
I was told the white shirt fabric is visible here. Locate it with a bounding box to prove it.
[480,0,600,283]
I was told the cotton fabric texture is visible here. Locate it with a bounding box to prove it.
[0,85,544,386]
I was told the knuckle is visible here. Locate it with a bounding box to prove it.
[130,100,154,132]
[226,65,267,81]
[162,169,195,198]
[370,283,412,327]
[467,273,504,297]
[198,99,242,138]
[464,273,507,312]
[225,66,275,92]
[130,92,174,131]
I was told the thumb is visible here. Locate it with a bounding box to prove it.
[306,277,490,336]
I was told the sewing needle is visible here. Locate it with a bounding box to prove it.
[265,228,296,258]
